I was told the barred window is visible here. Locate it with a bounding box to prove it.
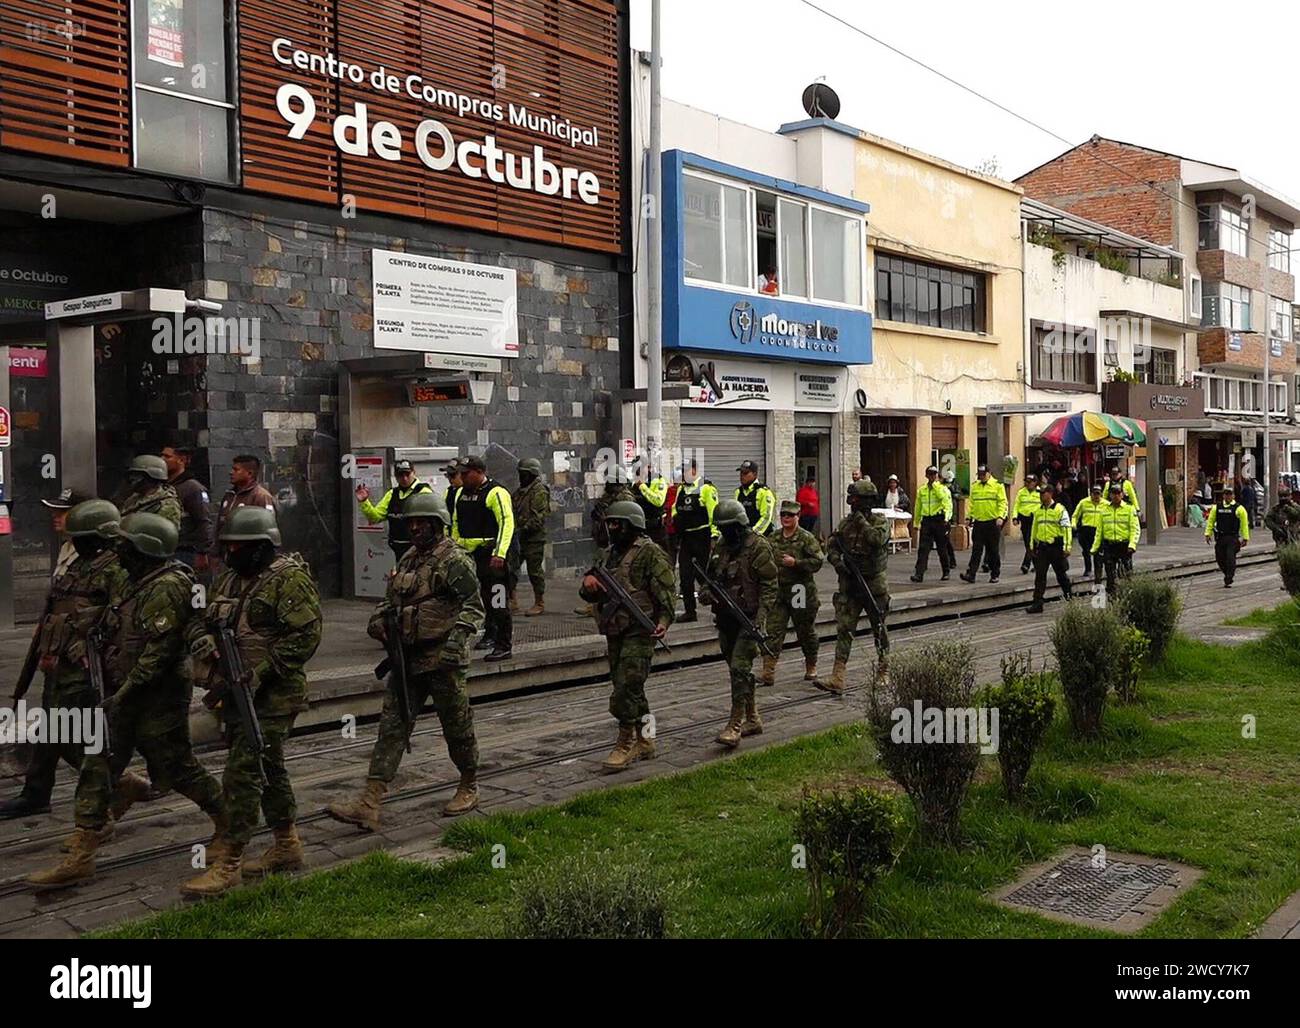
[874,253,986,332]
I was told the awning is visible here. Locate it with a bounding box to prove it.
[859,407,949,418]
[1098,309,1202,333]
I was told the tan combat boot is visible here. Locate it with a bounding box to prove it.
[180,842,244,898]
[28,827,100,890]
[635,721,657,761]
[573,602,595,618]
[601,725,640,773]
[715,702,745,749]
[508,590,520,614]
[443,772,479,816]
[242,823,306,878]
[814,658,847,696]
[325,779,387,833]
[758,653,778,688]
[109,769,153,820]
[60,816,115,853]
[525,601,545,616]
[804,658,818,682]
[741,697,763,737]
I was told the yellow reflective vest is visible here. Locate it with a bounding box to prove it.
[1072,497,1106,531]
[1091,503,1140,552]
[1013,486,1041,519]
[967,479,1008,522]
[914,482,953,520]
[1205,502,1250,542]
[1030,502,1072,550]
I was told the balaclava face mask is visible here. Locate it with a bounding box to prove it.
[410,518,442,551]
[721,523,746,550]
[73,536,107,561]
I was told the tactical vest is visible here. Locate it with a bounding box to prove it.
[737,481,766,528]
[123,486,172,517]
[838,513,888,580]
[205,554,315,675]
[715,535,764,618]
[1213,503,1242,539]
[37,548,118,661]
[513,480,548,535]
[596,537,657,637]
[105,562,193,684]
[456,479,501,540]
[675,482,710,532]
[388,537,467,647]
[386,481,432,546]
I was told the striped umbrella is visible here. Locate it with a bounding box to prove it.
[1040,411,1146,448]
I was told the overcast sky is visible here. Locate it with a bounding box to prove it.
[629,0,1300,204]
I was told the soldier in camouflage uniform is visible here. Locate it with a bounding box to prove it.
[578,501,675,773]
[0,501,130,823]
[118,455,183,527]
[699,499,778,748]
[180,507,322,897]
[760,499,824,689]
[510,458,551,616]
[1264,484,1300,546]
[327,492,484,831]
[825,478,891,694]
[28,514,225,890]
[575,466,637,616]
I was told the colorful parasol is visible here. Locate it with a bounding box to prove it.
[1040,411,1147,448]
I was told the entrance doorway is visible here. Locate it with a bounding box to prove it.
[795,430,830,536]
[860,415,909,492]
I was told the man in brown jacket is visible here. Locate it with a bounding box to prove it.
[213,455,277,553]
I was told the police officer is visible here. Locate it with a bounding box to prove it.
[1025,483,1074,614]
[672,460,718,623]
[511,458,551,616]
[761,499,824,688]
[455,456,516,661]
[632,457,669,549]
[1,501,128,821]
[119,455,182,527]
[1205,482,1250,588]
[700,499,777,748]
[910,465,953,583]
[444,459,464,511]
[735,460,777,536]
[961,465,1008,584]
[578,501,675,772]
[356,458,434,563]
[180,507,322,897]
[1012,473,1042,574]
[826,478,891,692]
[1110,465,1141,516]
[327,493,484,831]
[1092,482,1140,597]
[28,514,225,890]
[1072,482,1107,582]
[576,467,637,617]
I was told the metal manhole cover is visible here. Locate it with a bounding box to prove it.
[990,847,1204,933]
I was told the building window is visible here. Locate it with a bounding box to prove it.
[683,173,751,289]
[1203,282,1252,331]
[811,208,862,305]
[1031,322,1096,390]
[1270,228,1293,273]
[1198,203,1248,257]
[1136,347,1177,386]
[875,253,986,332]
[131,0,235,183]
[1271,297,1293,343]
[779,198,809,298]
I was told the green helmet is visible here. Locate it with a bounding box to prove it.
[604,500,645,530]
[219,506,282,545]
[66,500,121,539]
[402,491,452,527]
[848,479,879,500]
[518,458,542,476]
[713,498,750,527]
[117,512,179,558]
[128,455,169,481]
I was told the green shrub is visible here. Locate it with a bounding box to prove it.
[984,653,1056,801]
[1277,544,1300,598]
[513,858,667,939]
[1049,602,1128,737]
[867,638,980,845]
[795,786,900,939]
[1116,574,1182,663]
[1112,625,1150,704]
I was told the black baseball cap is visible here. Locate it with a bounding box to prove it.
[462,456,487,472]
[394,460,415,474]
[925,465,939,475]
[977,464,989,474]
[737,460,759,473]
[1108,482,1124,494]
[42,488,92,510]
[1091,482,1103,493]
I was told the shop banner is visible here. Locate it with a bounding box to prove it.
[796,371,840,407]
[147,0,185,68]
[5,347,46,378]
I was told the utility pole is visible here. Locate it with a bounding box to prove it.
[645,0,663,474]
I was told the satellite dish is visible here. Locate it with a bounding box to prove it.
[801,82,841,121]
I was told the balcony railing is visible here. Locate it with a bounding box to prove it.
[1194,372,1287,416]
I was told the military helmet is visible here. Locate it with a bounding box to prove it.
[604,500,645,530]
[127,455,169,481]
[518,458,542,476]
[713,498,750,527]
[66,500,121,539]
[402,491,452,527]
[848,478,878,500]
[117,512,179,558]
[219,505,282,545]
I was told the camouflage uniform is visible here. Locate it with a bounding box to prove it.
[512,475,551,601]
[120,483,182,528]
[592,484,637,548]
[1264,497,1300,546]
[826,509,891,690]
[707,532,778,710]
[764,525,824,682]
[189,554,322,847]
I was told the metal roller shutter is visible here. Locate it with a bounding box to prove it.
[680,408,768,493]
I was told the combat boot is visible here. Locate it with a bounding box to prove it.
[109,769,152,821]
[180,842,244,898]
[573,602,595,617]
[242,823,305,877]
[804,658,818,681]
[601,725,639,773]
[59,816,115,853]
[635,721,657,760]
[715,703,745,749]
[758,653,778,687]
[815,658,847,696]
[525,601,545,616]
[508,590,520,614]
[443,772,478,816]
[325,779,387,833]
[27,827,100,890]
[741,697,763,737]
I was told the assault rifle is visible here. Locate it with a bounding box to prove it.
[13,596,53,701]
[215,619,268,781]
[690,559,776,658]
[589,564,671,654]
[85,625,115,761]
[837,548,887,652]
[375,609,414,753]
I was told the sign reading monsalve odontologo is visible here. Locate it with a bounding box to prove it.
[371,250,519,358]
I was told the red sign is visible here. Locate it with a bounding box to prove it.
[7,347,46,378]
[0,406,10,448]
